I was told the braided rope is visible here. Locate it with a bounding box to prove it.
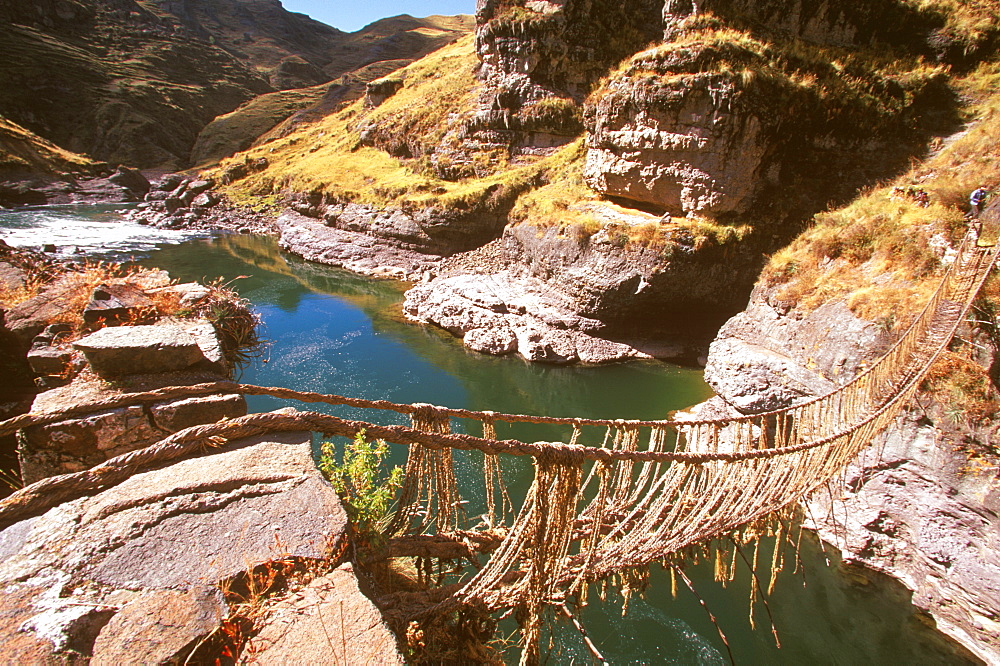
[0,226,995,663]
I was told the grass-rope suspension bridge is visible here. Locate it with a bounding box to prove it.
[1,225,998,663]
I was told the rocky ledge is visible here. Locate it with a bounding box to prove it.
[806,413,1000,665]
[404,272,653,363]
[702,273,1000,661]
[276,210,443,280]
[0,427,403,664]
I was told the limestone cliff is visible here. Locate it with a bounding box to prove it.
[465,0,662,152]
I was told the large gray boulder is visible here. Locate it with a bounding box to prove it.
[704,300,882,413]
[0,430,352,663]
[404,272,644,364]
[73,324,210,377]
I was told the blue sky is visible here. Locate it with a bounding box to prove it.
[281,1,477,32]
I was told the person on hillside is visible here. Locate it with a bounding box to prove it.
[969,185,989,218]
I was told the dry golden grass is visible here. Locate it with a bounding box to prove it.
[211,36,486,209]
[0,116,97,175]
[761,57,1000,329]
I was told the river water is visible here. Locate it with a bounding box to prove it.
[0,206,974,664]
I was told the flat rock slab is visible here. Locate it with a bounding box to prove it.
[83,283,155,325]
[243,563,404,665]
[73,324,207,377]
[0,429,348,662]
[21,372,246,483]
[0,260,27,290]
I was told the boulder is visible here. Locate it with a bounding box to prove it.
[31,322,73,347]
[0,430,350,663]
[83,283,156,325]
[149,393,246,433]
[0,260,27,290]
[91,588,228,665]
[244,562,404,665]
[148,282,211,309]
[153,174,185,192]
[26,345,74,375]
[185,180,213,197]
[73,324,208,377]
[179,320,226,371]
[107,166,150,195]
[364,77,404,108]
[5,277,81,343]
[192,191,221,209]
[164,197,184,214]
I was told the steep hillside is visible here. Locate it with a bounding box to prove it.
[0,116,99,177]
[0,0,473,170]
[0,0,272,170]
[135,2,473,88]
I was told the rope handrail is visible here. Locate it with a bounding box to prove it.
[1,231,993,439]
[1,223,997,664]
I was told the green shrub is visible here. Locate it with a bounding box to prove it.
[319,430,404,546]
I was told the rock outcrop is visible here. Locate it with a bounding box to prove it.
[704,298,883,412]
[700,239,1000,660]
[405,272,650,363]
[584,68,774,216]
[0,430,370,663]
[275,198,515,278]
[583,5,951,217]
[20,356,246,484]
[805,414,1000,665]
[467,0,662,152]
[404,216,756,363]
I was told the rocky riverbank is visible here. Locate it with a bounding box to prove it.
[0,246,403,663]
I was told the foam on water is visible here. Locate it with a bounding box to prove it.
[0,204,209,259]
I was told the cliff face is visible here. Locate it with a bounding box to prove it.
[698,120,1000,660]
[704,279,1000,662]
[583,7,951,217]
[466,0,662,152]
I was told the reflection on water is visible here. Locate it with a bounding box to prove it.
[138,234,976,665]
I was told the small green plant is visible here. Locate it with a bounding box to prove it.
[319,430,404,547]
